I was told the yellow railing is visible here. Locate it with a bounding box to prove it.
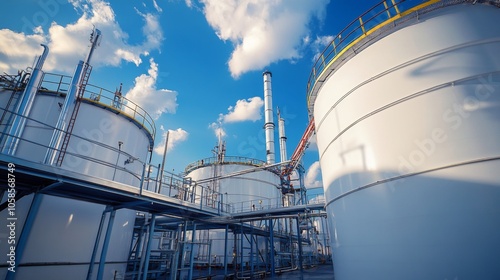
[40,72,156,142]
[306,0,441,112]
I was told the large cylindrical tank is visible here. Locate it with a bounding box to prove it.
[11,81,153,186]
[0,193,135,280]
[309,2,500,279]
[184,157,282,264]
[0,72,155,279]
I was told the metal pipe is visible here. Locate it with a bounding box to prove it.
[277,108,287,162]
[97,209,116,279]
[5,192,43,280]
[158,130,170,191]
[2,44,49,155]
[224,224,229,276]
[295,217,304,274]
[44,60,84,164]
[269,218,276,277]
[44,29,101,165]
[86,208,108,280]
[141,214,157,280]
[263,71,275,164]
[240,223,244,277]
[187,223,197,280]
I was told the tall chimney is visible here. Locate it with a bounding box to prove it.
[277,108,287,162]
[263,71,275,164]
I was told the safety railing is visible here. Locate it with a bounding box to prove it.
[39,72,156,141]
[228,196,282,213]
[306,0,440,112]
[0,107,227,214]
[184,156,267,174]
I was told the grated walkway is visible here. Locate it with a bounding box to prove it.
[271,265,334,279]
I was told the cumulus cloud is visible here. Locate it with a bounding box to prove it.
[222,97,263,123]
[0,0,163,74]
[199,0,329,78]
[154,127,189,155]
[305,161,323,189]
[308,133,318,151]
[209,96,263,138]
[208,122,227,139]
[0,29,46,73]
[125,58,177,120]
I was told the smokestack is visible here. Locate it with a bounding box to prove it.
[277,108,287,162]
[263,71,275,164]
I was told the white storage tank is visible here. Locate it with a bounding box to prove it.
[184,156,282,264]
[308,1,500,279]
[0,70,155,279]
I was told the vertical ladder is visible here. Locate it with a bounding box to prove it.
[0,73,26,126]
[55,63,92,166]
[0,73,27,148]
[0,89,21,126]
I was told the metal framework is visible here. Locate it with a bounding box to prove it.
[0,93,328,280]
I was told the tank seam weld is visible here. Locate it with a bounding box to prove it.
[325,156,500,208]
[315,37,500,131]
[318,69,500,160]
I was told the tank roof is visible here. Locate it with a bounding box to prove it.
[184,156,267,174]
[306,0,454,117]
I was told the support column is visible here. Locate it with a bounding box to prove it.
[87,207,109,280]
[240,223,244,277]
[224,224,229,276]
[296,217,303,274]
[6,193,43,280]
[187,223,197,280]
[96,209,116,279]
[141,214,156,280]
[269,218,275,277]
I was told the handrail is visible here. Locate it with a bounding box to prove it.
[184,156,267,174]
[39,72,156,142]
[306,0,442,113]
[0,108,228,213]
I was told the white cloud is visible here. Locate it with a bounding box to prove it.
[305,161,322,189]
[0,29,46,73]
[209,96,263,139]
[221,96,263,123]
[208,122,227,139]
[200,0,329,78]
[125,58,177,120]
[154,127,189,155]
[311,35,334,62]
[308,133,318,151]
[0,0,163,74]
[152,0,163,12]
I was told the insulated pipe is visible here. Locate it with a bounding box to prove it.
[2,44,49,155]
[277,108,287,162]
[263,71,275,164]
[44,29,101,164]
[44,61,84,164]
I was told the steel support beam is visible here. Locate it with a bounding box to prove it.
[5,192,43,280]
[96,209,116,279]
[86,207,109,280]
[141,214,156,280]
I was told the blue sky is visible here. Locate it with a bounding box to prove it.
[0,0,380,196]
